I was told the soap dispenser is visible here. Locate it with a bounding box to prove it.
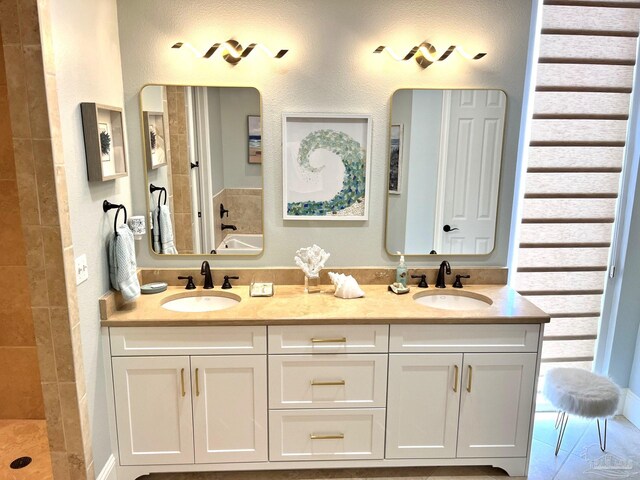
[396,252,408,287]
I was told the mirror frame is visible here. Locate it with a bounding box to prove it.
[139,83,265,258]
[384,88,508,257]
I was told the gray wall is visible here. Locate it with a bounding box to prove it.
[117,0,533,269]
[386,90,412,253]
[49,0,127,471]
[405,90,442,253]
[219,87,262,189]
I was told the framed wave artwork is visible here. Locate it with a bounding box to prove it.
[282,113,372,221]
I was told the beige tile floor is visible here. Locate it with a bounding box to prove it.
[145,413,640,480]
[0,419,53,480]
[2,414,639,480]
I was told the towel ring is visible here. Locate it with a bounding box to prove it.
[149,183,167,208]
[103,200,128,235]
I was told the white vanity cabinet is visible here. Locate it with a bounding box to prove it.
[108,326,268,467]
[386,353,462,459]
[386,325,540,461]
[267,325,389,462]
[112,356,195,465]
[104,322,543,479]
[456,352,537,458]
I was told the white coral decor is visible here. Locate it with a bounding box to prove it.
[294,244,330,278]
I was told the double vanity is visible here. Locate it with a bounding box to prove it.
[100,276,549,480]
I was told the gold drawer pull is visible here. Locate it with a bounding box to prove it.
[453,365,459,393]
[311,380,346,386]
[467,365,473,393]
[180,368,186,397]
[310,434,344,440]
[310,337,347,343]
[195,368,200,397]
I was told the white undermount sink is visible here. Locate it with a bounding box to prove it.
[413,291,492,311]
[161,292,241,313]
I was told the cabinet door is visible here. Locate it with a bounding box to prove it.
[192,355,268,463]
[386,354,462,459]
[457,353,536,458]
[112,356,194,465]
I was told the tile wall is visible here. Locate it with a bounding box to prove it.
[166,85,194,254]
[0,25,44,421]
[0,0,93,478]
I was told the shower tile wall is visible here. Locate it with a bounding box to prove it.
[0,0,93,478]
[166,85,193,254]
[0,17,44,421]
[214,188,263,241]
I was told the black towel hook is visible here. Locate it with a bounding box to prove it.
[103,200,128,235]
[149,183,167,208]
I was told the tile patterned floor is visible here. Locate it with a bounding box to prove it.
[0,419,53,480]
[145,413,640,480]
[2,414,638,480]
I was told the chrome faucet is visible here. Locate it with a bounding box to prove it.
[200,261,214,289]
[435,260,451,288]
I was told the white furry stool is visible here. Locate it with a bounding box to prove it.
[543,368,621,455]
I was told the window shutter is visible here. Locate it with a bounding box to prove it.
[513,1,640,383]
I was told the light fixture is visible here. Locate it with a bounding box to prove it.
[374,41,486,68]
[172,40,288,65]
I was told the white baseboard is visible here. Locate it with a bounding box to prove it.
[622,388,640,429]
[96,455,117,480]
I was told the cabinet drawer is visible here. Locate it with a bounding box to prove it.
[268,325,389,354]
[269,409,385,461]
[390,324,540,353]
[269,354,388,409]
[110,326,266,356]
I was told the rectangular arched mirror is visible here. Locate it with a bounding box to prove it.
[140,85,263,256]
[386,89,506,256]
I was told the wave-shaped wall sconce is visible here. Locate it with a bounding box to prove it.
[172,40,288,65]
[374,42,486,68]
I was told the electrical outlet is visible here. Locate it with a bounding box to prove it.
[75,254,89,285]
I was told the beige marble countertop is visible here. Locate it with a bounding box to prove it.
[100,284,549,326]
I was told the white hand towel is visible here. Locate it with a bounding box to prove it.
[108,224,141,302]
[152,205,178,254]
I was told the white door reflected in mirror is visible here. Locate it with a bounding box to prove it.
[385,89,506,256]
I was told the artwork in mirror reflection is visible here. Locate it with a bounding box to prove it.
[385,89,506,255]
[141,85,263,255]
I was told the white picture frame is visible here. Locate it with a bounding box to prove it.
[282,113,372,221]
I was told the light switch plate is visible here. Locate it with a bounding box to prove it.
[75,254,89,285]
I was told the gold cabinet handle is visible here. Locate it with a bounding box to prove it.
[180,368,186,397]
[453,365,459,393]
[310,434,344,440]
[310,380,346,386]
[311,337,347,343]
[467,365,473,393]
[195,368,200,397]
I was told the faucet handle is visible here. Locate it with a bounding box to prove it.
[411,274,428,288]
[221,275,239,289]
[452,274,470,288]
[220,204,229,218]
[178,275,196,290]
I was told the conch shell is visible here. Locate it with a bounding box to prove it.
[328,272,365,299]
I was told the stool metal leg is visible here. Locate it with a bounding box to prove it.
[555,412,569,456]
[555,411,565,430]
[597,418,607,452]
